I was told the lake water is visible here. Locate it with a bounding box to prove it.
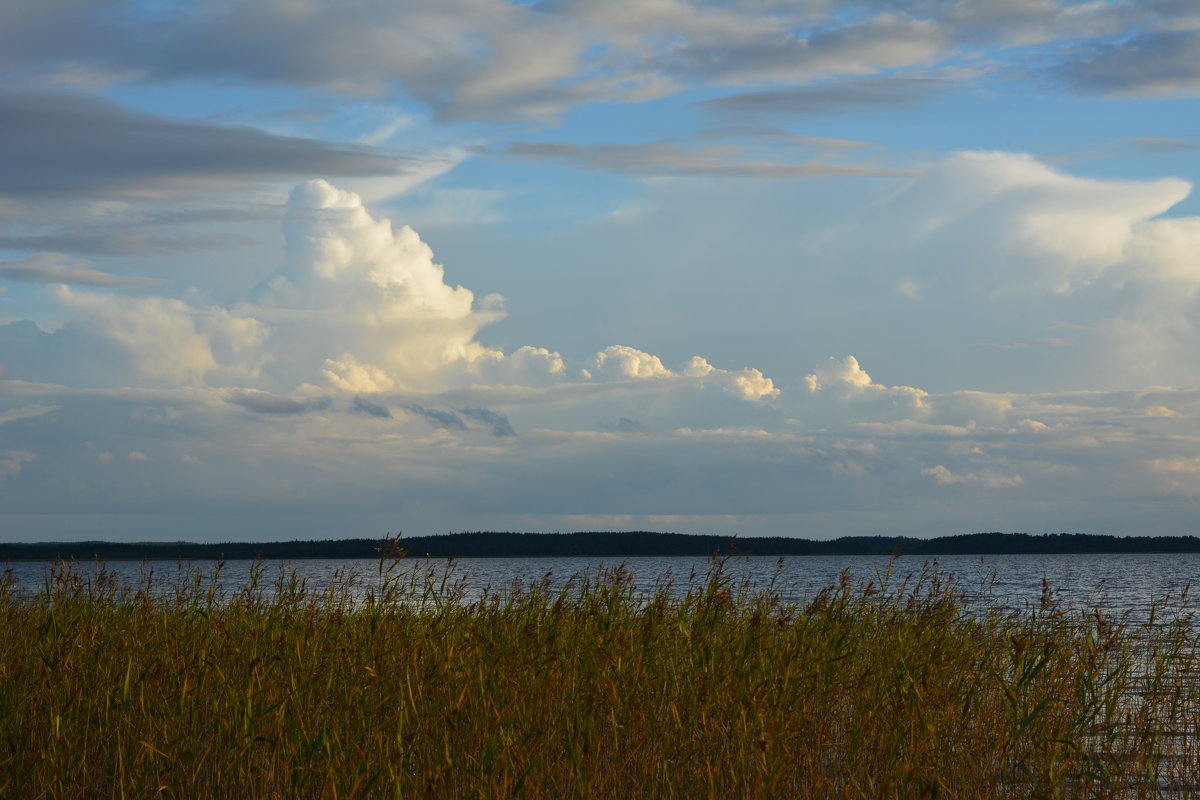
[5,552,1200,618]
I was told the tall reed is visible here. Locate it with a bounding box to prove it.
[1,553,1197,798]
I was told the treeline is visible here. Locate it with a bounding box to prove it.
[3,531,1200,562]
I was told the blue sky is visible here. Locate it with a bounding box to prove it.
[3,0,1200,541]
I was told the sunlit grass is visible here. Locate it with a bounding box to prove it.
[2,549,1198,798]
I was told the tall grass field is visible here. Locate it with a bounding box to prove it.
[2,550,1199,798]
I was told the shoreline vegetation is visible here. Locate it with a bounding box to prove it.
[4,530,1200,562]
[3,553,1200,797]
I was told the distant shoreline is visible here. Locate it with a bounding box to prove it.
[4,531,1200,561]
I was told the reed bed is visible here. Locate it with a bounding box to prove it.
[2,551,1199,799]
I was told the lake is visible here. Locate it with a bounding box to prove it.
[5,551,1199,618]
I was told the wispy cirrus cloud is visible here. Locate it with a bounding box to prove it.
[695,75,950,119]
[1125,136,1194,154]
[0,232,249,257]
[491,140,914,179]
[0,254,156,288]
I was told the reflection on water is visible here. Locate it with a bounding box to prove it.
[5,552,1198,618]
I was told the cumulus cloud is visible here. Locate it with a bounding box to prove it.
[725,369,780,403]
[921,464,1024,489]
[9,358,1200,539]
[800,355,1054,433]
[805,355,927,414]
[19,153,1200,537]
[322,354,396,394]
[805,355,874,393]
[587,346,673,380]
[57,288,267,387]
[257,179,508,392]
[585,346,779,403]
[2,179,780,416]
[468,346,566,387]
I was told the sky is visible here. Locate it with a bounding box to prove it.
[3,0,1200,542]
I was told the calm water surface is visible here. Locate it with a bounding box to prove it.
[6,552,1200,617]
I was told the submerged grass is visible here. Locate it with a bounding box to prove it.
[2,550,1199,798]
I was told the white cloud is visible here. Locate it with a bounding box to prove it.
[252,179,508,392]
[904,151,1192,293]
[1124,217,1200,286]
[8,366,1200,539]
[57,287,267,387]
[587,345,673,380]
[680,356,715,378]
[1146,457,1200,474]
[0,450,34,479]
[922,464,1024,489]
[584,345,778,403]
[725,368,780,403]
[8,0,1200,544]
[322,354,397,394]
[0,404,57,425]
[9,155,1200,539]
[804,356,927,419]
[805,354,875,392]
[469,346,566,387]
[6,179,779,419]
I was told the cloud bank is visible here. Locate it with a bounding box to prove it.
[3,151,1200,541]
[0,91,410,200]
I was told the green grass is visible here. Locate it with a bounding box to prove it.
[1,551,1198,798]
